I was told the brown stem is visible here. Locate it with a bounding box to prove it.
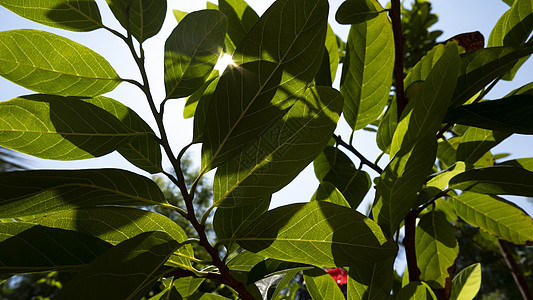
[390,0,407,118]
[403,210,421,282]
[333,134,383,174]
[498,239,533,300]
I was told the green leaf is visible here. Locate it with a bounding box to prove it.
[106,0,166,43]
[228,201,398,267]
[450,192,533,245]
[164,10,227,99]
[372,135,437,236]
[248,259,311,285]
[0,169,166,219]
[340,1,394,131]
[311,182,351,208]
[82,96,162,173]
[303,268,344,300]
[499,157,533,171]
[0,95,151,160]
[450,263,482,300]
[415,210,459,289]
[314,146,371,209]
[445,95,533,134]
[502,0,515,6]
[212,87,342,207]
[404,44,448,89]
[218,0,259,47]
[173,10,188,23]
[213,197,270,241]
[149,278,183,300]
[376,99,397,153]
[0,30,120,97]
[396,282,437,300]
[335,0,382,24]
[0,223,110,274]
[325,25,341,82]
[29,207,193,269]
[437,137,460,169]
[449,165,533,196]
[183,71,218,119]
[55,231,179,300]
[508,81,533,96]
[390,43,460,156]
[202,0,329,170]
[456,128,510,165]
[192,76,221,142]
[172,277,205,298]
[227,251,265,272]
[452,46,533,107]
[0,0,103,32]
[346,258,394,300]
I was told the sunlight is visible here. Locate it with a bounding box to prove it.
[214,53,236,72]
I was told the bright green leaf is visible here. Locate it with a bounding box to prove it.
[340,1,394,131]
[404,44,448,89]
[499,157,533,171]
[202,0,329,170]
[0,0,103,32]
[450,192,533,245]
[173,10,188,23]
[376,99,397,153]
[396,282,437,300]
[326,24,341,82]
[106,0,166,43]
[0,30,120,96]
[164,10,227,99]
[303,268,344,300]
[415,210,459,289]
[456,128,511,165]
[228,201,398,267]
[450,263,482,300]
[249,259,311,285]
[449,165,533,196]
[55,231,179,300]
[311,182,351,208]
[172,277,205,298]
[212,87,342,207]
[218,0,259,47]
[227,251,265,272]
[0,95,146,160]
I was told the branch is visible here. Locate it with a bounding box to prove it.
[390,0,407,118]
[333,134,383,174]
[403,210,421,282]
[498,239,533,300]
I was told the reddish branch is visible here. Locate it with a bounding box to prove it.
[498,240,533,300]
[390,0,407,117]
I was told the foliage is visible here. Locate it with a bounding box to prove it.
[0,0,532,299]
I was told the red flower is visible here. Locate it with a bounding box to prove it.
[326,267,348,285]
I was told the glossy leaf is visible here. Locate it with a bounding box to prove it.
[372,135,438,236]
[416,210,459,289]
[450,192,533,245]
[0,223,110,274]
[55,231,179,300]
[340,0,394,131]
[164,10,227,99]
[347,258,394,300]
[450,263,482,300]
[229,201,398,267]
[0,30,120,97]
[396,282,437,300]
[456,128,510,164]
[445,95,533,134]
[213,197,270,241]
[449,165,533,197]
[0,0,103,32]
[452,46,533,107]
[106,0,166,43]
[314,146,371,208]
[303,268,344,300]
[202,0,329,170]
[212,87,342,207]
[0,168,166,219]
[311,182,351,208]
[219,0,260,47]
[248,259,311,285]
[336,0,381,24]
[0,95,148,160]
[29,207,193,269]
[390,43,460,156]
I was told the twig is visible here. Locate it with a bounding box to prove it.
[333,134,383,174]
[390,0,407,118]
[403,210,421,282]
[498,239,533,300]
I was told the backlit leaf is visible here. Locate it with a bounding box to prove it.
[456,127,510,164]
[396,282,437,300]
[311,182,351,208]
[248,259,311,285]
[219,0,259,47]
[499,157,533,171]
[183,71,218,119]
[202,0,329,170]
[303,268,344,300]
[106,0,166,43]
[340,0,394,131]
[192,77,220,142]
[450,192,533,245]
[450,263,482,300]
[214,197,270,241]
[0,30,120,97]
[228,201,398,267]
[55,231,180,300]
[347,258,394,300]
[336,0,381,24]
[227,251,265,272]
[164,10,227,99]
[0,0,103,32]
[0,168,166,219]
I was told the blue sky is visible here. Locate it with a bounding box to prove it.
[0,0,532,216]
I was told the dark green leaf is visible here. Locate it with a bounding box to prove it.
[416,210,459,289]
[202,0,329,170]
[346,258,394,300]
[499,157,533,171]
[340,0,394,131]
[456,128,510,164]
[193,76,220,142]
[219,0,259,47]
[212,87,342,207]
[0,169,166,219]
[449,165,533,196]
[183,71,218,119]
[149,278,183,300]
[311,182,351,208]
[227,251,265,272]
[508,81,533,96]
[228,201,398,267]
[450,263,482,300]
[0,30,120,96]
[404,44,449,89]
[0,223,110,274]
[0,0,103,31]
[248,259,311,285]
[450,192,533,245]
[376,99,397,152]
[396,282,437,300]
[0,95,147,160]
[445,95,533,134]
[335,0,382,24]
[213,197,270,241]
[106,0,166,43]
[55,231,180,300]
[303,268,344,300]
[172,277,205,298]
[164,10,227,99]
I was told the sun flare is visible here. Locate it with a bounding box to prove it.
[214,53,236,72]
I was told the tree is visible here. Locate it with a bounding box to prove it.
[0,0,532,299]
